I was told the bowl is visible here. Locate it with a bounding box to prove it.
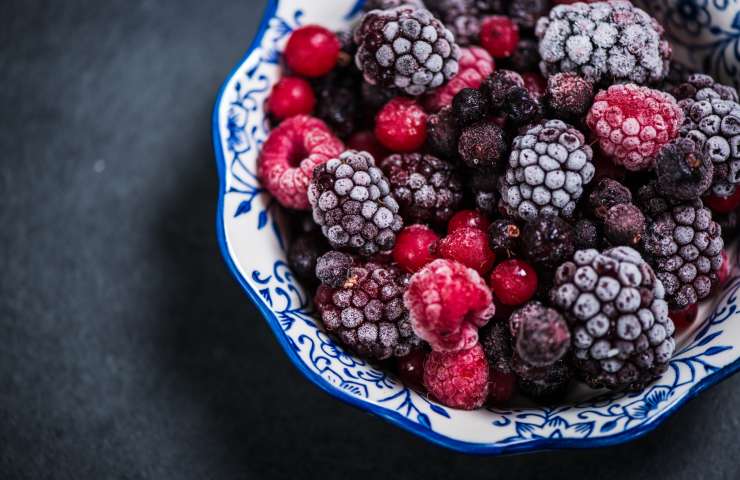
[213,0,740,454]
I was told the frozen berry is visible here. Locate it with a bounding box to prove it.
[512,354,572,403]
[424,343,489,410]
[509,301,570,367]
[522,72,547,100]
[521,214,575,268]
[448,210,490,233]
[487,219,521,258]
[268,77,316,120]
[425,46,494,112]
[717,250,731,288]
[425,106,459,158]
[704,188,740,214]
[655,138,714,201]
[588,178,632,220]
[452,88,490,127]
[505,86,543,125]
[397,348,427,390]
[604,203,646,247]
[405,258,495,352]
[438,227,496,275]
[258,115,344,210]
[393,225,439,273]
[457,120,507,169]
[375,98,428,152]
[284,25,341,77]
[545,72,594,119]
[347,130,388,162]
[480,320,513,374]
[288,232,328,281]
[670,303,698,334]
[507,38,540,72]
[586,84,683,171]
[316,251,355,288]
[489,259,538,306]
[483,69,524,109]
[487,370,517,405]
[480,16,519,58]
[574,219,601,250]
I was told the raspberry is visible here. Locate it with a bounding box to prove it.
[284,25,341,77]
[392,225,439,273]
[521,214,576,268]
[670,302,698,334]
[655,138,714,201]
[489,259,538,306]
[347,130,388,162]
[448,210,490,233]
[424,46,494,112]
[258,115,344,210]
[509,301,570,367]
[545,72,594,119]
[588,178,632,220]
[438,227,496,275]
[604,203,646,248]
[586,84,683,171]
[423,343,489,410]
[452,88,491,127]
[267,77,316,120]
[375,97,428,152]
[405,258,495,352]
[425,106,459,158]
[396,348,427,390]
[457,120,507,169]
[487,219,521,258]
[480,16,520,58]
[704,188,740,214]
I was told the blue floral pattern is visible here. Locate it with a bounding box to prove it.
[214,0,740,454]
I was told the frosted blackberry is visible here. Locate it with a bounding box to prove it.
[500,119,595,221]
[480,320,513,374]
[507,38,541,72]
[482,70,541,125]
[588,178,632,220]
[314,261,421,360]
[426,106,459,158]
[521,214,575,269]
[535,1,671,85]
[671,73,739,104]
[507,0,549,31]
[425,0,481,46]
[458,120,507,170]
[452,88,490,127]
[354,6,461,96]
[380,153,464,225]
[316,251,355,288]
[655,138,714,201]
[466,167,500,216]
[313,71,360,139]
[550,246,676,391]
[308,150,404,256]
[636,181,686,219]
[643,203,724,308]
[679,98,740,198]
[604,203,646,248]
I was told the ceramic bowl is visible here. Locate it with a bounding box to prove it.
[213,0,740,454]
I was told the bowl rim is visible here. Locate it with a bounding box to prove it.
[212,0,740,455]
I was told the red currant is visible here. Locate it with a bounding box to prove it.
[396,349,427,391]
[704,188,740,214]
[284,25,340,77]
[392,225,439,273]
[438,227,496,275]
[489,259,538,306]
[447,210,490,233]
[487,369,516,405]
[267,77,316,120]
[374,98,427,152]
[347,130,389,162]
[479,16,520,59]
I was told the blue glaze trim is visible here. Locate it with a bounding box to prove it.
[212,0,740,455]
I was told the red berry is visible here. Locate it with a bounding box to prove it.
[284,25,340,77]
[405,259,495,352]
[393,225,439,273]
[347,130,388,162]
[487,369,516,405]
[521,72,546,100]
[424,344,489,410]
[717,250,732,289]
[396,349,427,390]
[438,227,496,275]
[479,16,520,59]
[375,98,427,152]
[704,188,740,214]
[267,77,316,120]
[489,259,538,306]
[670,303,698,334]
[447,210,490,233]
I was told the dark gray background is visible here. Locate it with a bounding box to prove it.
[1,1,739,479]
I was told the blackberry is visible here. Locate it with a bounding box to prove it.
[452,88,490,127]
[468,169,501,216]
[655,138,714,201]
[643,202,723,308]
[483,70,525,110]
[361,82,398,114]
[316,251,355,288]
[679,98,740,198]
[313,71,360,139]
[482,70,542,125]
[545,72,594,119]
[426,106,459,158]
[588,178,632,220]
[354,6,461,96]
[506,86,543,126]
[604,203,646,248]
[574,219,601,250]
[309,150,404,256]
[512,354,572,402]
[671,73,739,104]
[521,213,575,269]
[506,38,541,72]
[636,181,684,219]
[480,320,513,374]
[458,120,507,170]
[288,232,329,282]
[314,261,421,360]
[535,1,671,85]
[488,218,521,258]
[508,0,549,31]
[509,301,571,367]
[425,0,481,46]
[550,247,675,391]
[380,153,464,225]
[500,119,595,220]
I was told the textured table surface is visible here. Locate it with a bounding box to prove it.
[1,1,739,479]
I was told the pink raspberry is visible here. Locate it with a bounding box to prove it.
[258,115,344,210]
[404,259,494,352]
[424,343,489,410]
[586,84,683,171]
[424,47,494,112]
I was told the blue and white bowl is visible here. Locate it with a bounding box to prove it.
[213,0,740,454]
